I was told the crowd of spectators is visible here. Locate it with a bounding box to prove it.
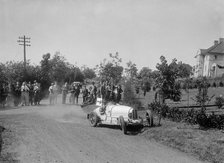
[0,80,41,107]
[59,81,123,106]
[0,80,123,107]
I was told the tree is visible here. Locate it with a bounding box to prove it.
[81,66,96,79]
[155,56,181,103]
[40,53,52,90]
[125,61,138,80]
[96,52,123,84]
[50,53,70,83]
[177,62,192,78]
[3,61,24,83]
[138,67,153,95]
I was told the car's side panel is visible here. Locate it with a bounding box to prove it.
[110,105,133,121]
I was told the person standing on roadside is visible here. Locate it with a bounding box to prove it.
[14,81,21,106]
[21,82,30,106]
[92,82,97,103]
[33,81,40,105]
[74,84,80,105]
[49,83,54,105]
[82,85,88,104]
[100,81,106,100]
[53,82,59,104]
[62,82,68,104]
[117,84,123,103]
[27,81,34,106]
[70,83,76,104]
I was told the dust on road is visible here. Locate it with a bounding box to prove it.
[0,97,204,163]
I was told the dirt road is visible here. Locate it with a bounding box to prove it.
[0,97,204,163]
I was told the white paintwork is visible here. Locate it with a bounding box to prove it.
[92,103,142,126]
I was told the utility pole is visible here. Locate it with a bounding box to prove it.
[17,35,31,69]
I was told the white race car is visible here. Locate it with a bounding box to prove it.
[87,98,153,134]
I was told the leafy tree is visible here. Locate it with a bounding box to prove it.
[2,61,30,83]
[155,56,181,103]
[0,63,7,83]
[138,67,153,95]
[50,53,70,83]
[40,53,52,90]
[96,52,123,84]
[125,61,138,80]
[81,66,96,79]
[177,62,192,78]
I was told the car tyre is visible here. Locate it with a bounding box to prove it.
[119,116,127,134]
[88,112,99,127]
[146,110,153,127]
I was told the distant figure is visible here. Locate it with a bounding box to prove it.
[116,85,123,103]
[33,81,41,105]
[89,86,94,104]
[100,82,106,100]
[82,85,89,103]
[53,82,59,104]
[92,82,97,103]
[49,83,54,105]
[14,81,21,106]
[74,84,80,104]
[70,83,76,104]
[27,81,34,105]
[21,82,30,106]
[62,82,68,104]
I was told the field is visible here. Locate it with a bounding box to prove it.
[138,87,224,114]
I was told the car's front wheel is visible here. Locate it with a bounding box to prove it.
[88,112,99,127]
[119,116,127,135]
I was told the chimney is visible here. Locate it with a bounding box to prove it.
[214,40,219,45]
[219,38,224,43]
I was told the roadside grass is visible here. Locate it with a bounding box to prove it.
[138,87,224,163]
[141,119,224,163]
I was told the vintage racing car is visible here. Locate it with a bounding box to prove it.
[87,98,153,134]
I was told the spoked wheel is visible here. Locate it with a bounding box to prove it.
[119,116,127,134]
[146,110,153,127]
[88,112,99,127]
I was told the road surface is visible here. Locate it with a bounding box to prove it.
[0,97,204,163]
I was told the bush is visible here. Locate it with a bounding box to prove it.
[215,96,224,109]
[197,111,224,129]
[212,82,217,87]
[149,101,169,118]
[149,102,198,124]
[219,81,224,87]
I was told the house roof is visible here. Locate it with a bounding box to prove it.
[200,39,224,55]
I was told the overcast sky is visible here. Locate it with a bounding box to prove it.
[0,0,224,69]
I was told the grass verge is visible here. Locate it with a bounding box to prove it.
[141,119,224,163]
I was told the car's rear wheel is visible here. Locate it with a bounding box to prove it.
[88,112,99,127]
[146,110,153,127]
[119,116,127,134]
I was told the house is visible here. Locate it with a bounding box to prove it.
[193,38,224,78]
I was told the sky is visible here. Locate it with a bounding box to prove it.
[0,0,224,70]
